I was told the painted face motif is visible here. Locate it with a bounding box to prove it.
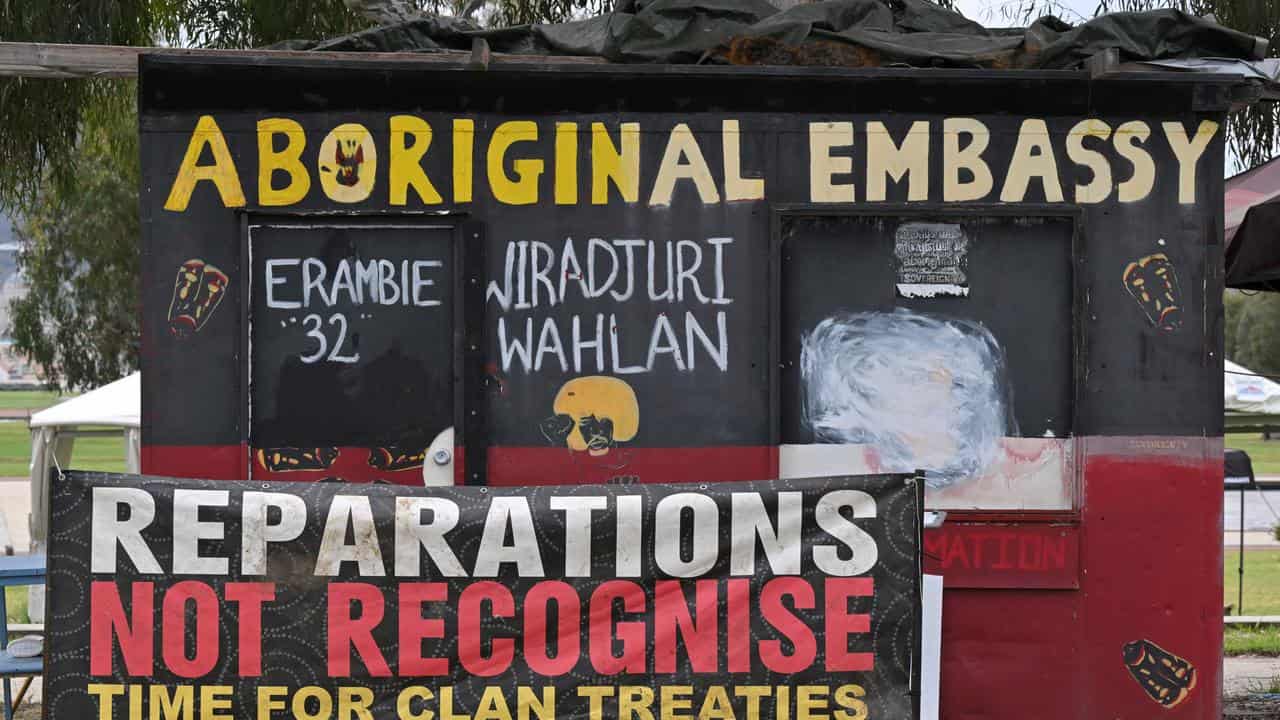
[334,139,364,187]
[167,258,229,338]
[193,266,229,330]
[318,123,377,203]
[1122,253,1182,332]
[167,260,205,336]
[577,415,616,454]
[542,376,639,457]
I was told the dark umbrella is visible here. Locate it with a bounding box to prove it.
[1227,197,1280,291]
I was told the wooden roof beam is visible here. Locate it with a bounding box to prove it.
[0,40,606,79]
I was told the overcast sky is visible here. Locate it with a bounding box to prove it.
[951,0,1101,25]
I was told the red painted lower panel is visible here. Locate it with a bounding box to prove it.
[142,444,778,486]
[142,444,245,480]
[486,445,778,486]
[936,441,1222,720]
[142,437,1224,719]
[939,590,1085,719]
[1076,444,1222,720]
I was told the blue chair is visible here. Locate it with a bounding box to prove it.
[0,555,44,720]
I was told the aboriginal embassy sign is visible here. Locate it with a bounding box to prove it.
[47,471,922,720]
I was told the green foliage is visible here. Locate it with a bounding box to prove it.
[1232,293,1280,376]
[993,0,1280,172]
[0,0,610,212]
[9,94,140,390]
[0,0,616,383]
[1227,289,1247,360]
[481,0,609,26]
[0,1,384,210]
[0,1,155,209]
[1202,0,1280,171]
[161,0,373,48]
[4,587,28,625]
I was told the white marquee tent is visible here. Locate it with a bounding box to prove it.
[24,372,139,623]
[24,371,452,552]
[1226,360,1280,430]
[27,373,140,552]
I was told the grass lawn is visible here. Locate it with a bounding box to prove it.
[0,389,126,475]
[0,420,126,476]
[1226,549,1280,655]
[1226,625,1280,655]
[1227,432,1280,475]
[1227,550,1280,615]
[4,585,28,624]
[0,389,61,412]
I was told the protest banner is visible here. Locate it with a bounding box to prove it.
[45,470,921,719]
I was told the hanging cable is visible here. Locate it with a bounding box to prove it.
[1227,369,1280,381]
[1254,485,1280,525]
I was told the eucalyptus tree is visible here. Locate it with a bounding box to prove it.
[994,0,1280,171]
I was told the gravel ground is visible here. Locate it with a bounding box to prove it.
[1227,656,1280,695]
[1225,696,1280,719]
[1225,656,1280,718]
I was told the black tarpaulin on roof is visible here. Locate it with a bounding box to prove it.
[288,0,1267,70]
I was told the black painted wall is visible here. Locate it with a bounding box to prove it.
[138,58,1227,480]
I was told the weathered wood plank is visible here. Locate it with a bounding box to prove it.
[0,41,608,79]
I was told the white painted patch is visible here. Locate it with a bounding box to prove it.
[895,283,969,298]
[926,437,1070,510]
[800,308,1016,489]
